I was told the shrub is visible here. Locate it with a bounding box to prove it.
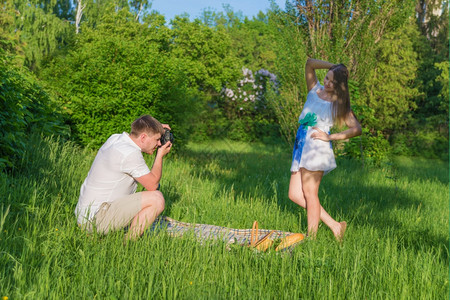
[341,129,392,166]
[0,49,68,170]
[217,67,280,141]
[40,10,200,149]
[391,123,449,161]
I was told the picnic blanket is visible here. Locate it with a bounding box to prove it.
[149,216,303,248]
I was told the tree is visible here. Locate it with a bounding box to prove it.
[416,0,449,58]
[411,27,445,119]
[267,1,418,146]
[290,0,415,83]
[435,61,449,119]
[40,7,198,148]
[7,0,73,71]
[169,16,241,93]
[412,0,449,129]
[129,0,150,21]
[0,48,68,169]
[75,0,86,34]
[267,9,309,145]
[361,18,420,136]
[0,0,24,65]
[225,13,277,71]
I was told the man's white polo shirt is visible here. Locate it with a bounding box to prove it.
[75,132,150,224]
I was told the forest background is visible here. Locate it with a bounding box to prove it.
[0,0,449,170]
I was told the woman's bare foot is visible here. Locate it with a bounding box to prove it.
[335,221,347,242]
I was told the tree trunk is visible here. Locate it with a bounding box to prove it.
[75,0,86,34]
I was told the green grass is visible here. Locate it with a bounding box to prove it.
[1,136,448,299]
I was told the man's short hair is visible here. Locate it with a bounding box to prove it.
[130,115,164,137]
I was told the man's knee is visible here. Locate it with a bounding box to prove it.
[142,190,165,212]
[154,193,165,214]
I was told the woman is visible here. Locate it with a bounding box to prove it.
[289,58,362,240]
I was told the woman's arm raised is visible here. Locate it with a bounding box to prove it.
[305,58,335,92]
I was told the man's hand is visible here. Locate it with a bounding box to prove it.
[161,124,171,130]
[157,141,172,157]
[138,141,171,191]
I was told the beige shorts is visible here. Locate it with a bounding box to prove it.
[84,192,142,234]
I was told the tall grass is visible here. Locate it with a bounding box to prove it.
[1,136,448,299]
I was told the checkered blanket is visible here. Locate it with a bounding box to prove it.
[150,216,300,246]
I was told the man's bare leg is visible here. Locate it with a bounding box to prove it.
[125,191,165,241]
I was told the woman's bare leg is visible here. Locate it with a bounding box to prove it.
[300,169,322,237]
[288,170,346,239]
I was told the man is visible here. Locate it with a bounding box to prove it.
[75,115,172,240]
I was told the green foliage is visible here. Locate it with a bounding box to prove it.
[359,18,421,135]
[224,13,278,71]
[385,127,449,162]
[404,60,450,160]
[1,0,447,161]
[333,81,393,166]
[343,129,392,166]
[267,10,308,146]
[391,128,448,160]
[290,0,415,83]
[416,0,449,59]
[41,8,199,148]
[0,49,68,170]
[164,12,282,144]
[267,1,417,153]
[0,1,24,66]
[187,99,229,142]
[435,61,449,118]
[170,16,241,92]
[403,16,449,159]
[412,29,446,119]
[10,0,74,71]
[217,68,280,141]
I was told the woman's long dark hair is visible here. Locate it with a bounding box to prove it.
[329,64,351,126]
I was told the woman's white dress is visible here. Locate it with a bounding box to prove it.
[290,81,336,175]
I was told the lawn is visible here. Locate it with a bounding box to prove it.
[1,136,448,299]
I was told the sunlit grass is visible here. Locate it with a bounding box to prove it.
[1,136,448,299]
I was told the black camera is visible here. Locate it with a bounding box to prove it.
[160,129,174,146]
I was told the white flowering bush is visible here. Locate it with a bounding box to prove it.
[219,67,280,140]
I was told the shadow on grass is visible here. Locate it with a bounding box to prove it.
[328,169,449,265]
[392,156,449,184]
[8,136,448,266]
[174,140,294,210]
[173,142,449,265]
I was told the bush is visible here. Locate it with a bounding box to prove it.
[391,124,449,161]
[341,84,392,166]
[40,10,200,149]
[412,130,448,160]
[217,67,280,141]
[0,49,68,170]
[341,129,392,166]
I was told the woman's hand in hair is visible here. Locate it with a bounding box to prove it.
[305,58,336,92]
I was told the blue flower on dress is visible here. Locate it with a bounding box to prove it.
[298,112,317,129]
